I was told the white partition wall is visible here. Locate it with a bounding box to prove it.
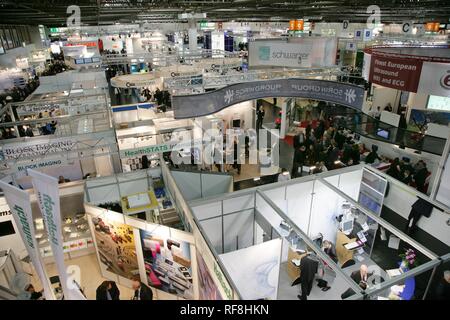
[285,180,314,232]
[171,170,233,201]
[191,192,257,255]
[309,180,344,242]
[219,238,282,300]
[171,171,202,200]
[324,169,363,201]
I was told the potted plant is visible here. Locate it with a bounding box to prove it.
[399,248,419,269]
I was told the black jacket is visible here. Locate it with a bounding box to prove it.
[96,282,120,300]
[134,282,153,300]
[299,255,319,286]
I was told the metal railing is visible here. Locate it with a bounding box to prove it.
[167,66,344,92]
[326,107,448,156]
[102,49,241,65]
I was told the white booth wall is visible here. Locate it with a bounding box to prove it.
[171,170,233,201]
[191,192,256,255]
[214,101,254,131]
[112,106,158,124]
[370,84,401,114]
[259,169,362,240]
[85,168,162,205]
[219,238,282,300]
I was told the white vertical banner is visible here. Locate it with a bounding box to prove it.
[0,181,56,300]
[28,169,86,300]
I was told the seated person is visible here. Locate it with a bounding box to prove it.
[58,175,71,184]
[312,161,328,174]
[322,240,338,263]
[351,264,370,284]
[350,144,361,165]
[364,145,381,164]
[400,158,414,174]
[412,160,428,192]
[401,169,413,185]
[386,157,401,180]
[341,145,353,165]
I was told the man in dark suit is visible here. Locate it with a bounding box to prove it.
[96,281,120,300]
[132,275,153,300]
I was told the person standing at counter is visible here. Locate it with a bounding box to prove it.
[132,275,153,300]
[297,253,319,300]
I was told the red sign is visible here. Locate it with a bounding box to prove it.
[369,54,423,92]
[66,41,98,47]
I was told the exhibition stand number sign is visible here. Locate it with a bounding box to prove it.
[172,78,365,119]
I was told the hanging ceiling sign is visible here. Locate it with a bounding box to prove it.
[0,138,76,161]
[120,138,203,158]
[172,78,365,119]
[15,103,62,115]
[369,54,423,91]
[343,20,349,30]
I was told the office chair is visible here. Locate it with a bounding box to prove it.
[341,259,356,269]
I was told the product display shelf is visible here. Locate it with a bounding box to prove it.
[35,213,95,262]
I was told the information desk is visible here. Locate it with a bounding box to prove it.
[336,231,356,266]
[120,190,159,216]
[287,246,307,281]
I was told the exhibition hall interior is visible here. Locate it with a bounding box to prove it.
[0,0,449,302]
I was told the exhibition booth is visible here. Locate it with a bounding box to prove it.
[112,104,196,172]
[188,165,446,300]
[81,161,238,300]
[0,68,30,93]
[362,45,450,136]
[0,96,119,187]
[109,56,242,90]
[0,180,95,268]
[33,70,108,94]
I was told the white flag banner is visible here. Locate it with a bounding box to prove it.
[28,169,86,300]
[0,181,56,300]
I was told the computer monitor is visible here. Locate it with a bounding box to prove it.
[376,128,390,139]
[341,218,354,234]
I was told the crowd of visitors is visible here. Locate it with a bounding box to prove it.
[291,115,430,193]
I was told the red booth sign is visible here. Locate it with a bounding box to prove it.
[369,54,423,92]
